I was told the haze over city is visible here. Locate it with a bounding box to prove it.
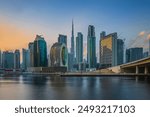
[0,0,150,58]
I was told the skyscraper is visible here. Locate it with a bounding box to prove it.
[50,42,68,67]
[2,51,14,69]
[99,32,123,67]
[71,20,75,58]
[28,42,34,67]
[117,39,124,65]
[14,49,20,69]
[22,48,29,70]
[68,20,75,71]
[33,35,47,67]
[76,32,83,67]
[87,25,96,69]
[58,34,67,46]
[0,50,2,68]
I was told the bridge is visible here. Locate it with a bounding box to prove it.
[120,57,150,75]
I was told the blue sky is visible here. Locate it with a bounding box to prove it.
[0,0,150,58]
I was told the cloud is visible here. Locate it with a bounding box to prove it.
[138,31,146,37]
[147,34,150,40]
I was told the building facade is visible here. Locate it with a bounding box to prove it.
[126,47,143,63]
[22,49,29,70]
[14,49,20,69]
[76,32,83,70]
[50,42,68,67]
[33,35,47,67]
[58,34,67,46]
[0,50,2,68]
[28,42,34,67]
[87,25,96,69]
[71,20,75,59]
[2,51,14,69]
[99,32,124,68]
[117,39,124,65]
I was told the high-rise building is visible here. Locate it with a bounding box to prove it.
[2,51,14,69]
[22,49,29,70]
[71,20,75,59]
[68,52,73,71]
[87,25,96,69]
[68,20,75,71]
[76,32,83,68]
[14,49,20,69]
[117,39,124,65]
[50,42,68,67]
[0,50,2,68]
[126,47,143,63]
[100,31,106,39]
[33,35,47,67]
[58,34,67,46]
[28,42,34,67]
[99,32,124,67]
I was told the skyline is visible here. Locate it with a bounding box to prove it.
[0,0,150,58]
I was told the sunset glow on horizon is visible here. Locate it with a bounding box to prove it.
[0,0,150,54]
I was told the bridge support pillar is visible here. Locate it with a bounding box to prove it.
[136,66,139,74]
[144,66,148,74]
[145,66,148,81]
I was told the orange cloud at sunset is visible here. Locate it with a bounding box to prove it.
[0,21,34,51]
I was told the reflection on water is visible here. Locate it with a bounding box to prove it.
[0,75,150,100]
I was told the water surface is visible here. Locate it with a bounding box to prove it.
[0,74,150,100]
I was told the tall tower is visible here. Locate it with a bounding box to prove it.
[14,49,20,69]
[33,35,47,67]
[71,20,74,58]
[87,25,96,69]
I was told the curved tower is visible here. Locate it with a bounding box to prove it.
[50,42,68,67]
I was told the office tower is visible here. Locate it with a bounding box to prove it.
[58,34,67,46]
[100,31,106,39]
[2,51,14,69]
[33,35,47,67]
[117,39,124,65]
[22,49,29,70]
[100,32,123,67]
[71,20,75,59]
[87,25,96,69]
[14,49,20,69]
[68,53,73,71]
[76,32,83,70]
[28,42,34,67]
[50,42,68,67]
[126,47,143,63]
[0,50,2,68]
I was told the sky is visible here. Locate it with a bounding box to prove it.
[0,0,150,59]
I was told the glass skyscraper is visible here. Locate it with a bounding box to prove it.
[33,35,47,67]
[76,32,83,65]
[2,51,14,69]
[87,25,96,69]
[28,42,34,67]
[58,34,67,46]
[99,32,124,67]
[14,49,20,69]
[22,48,29,70]
[0,50,2,68]
[50,42,68,67]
